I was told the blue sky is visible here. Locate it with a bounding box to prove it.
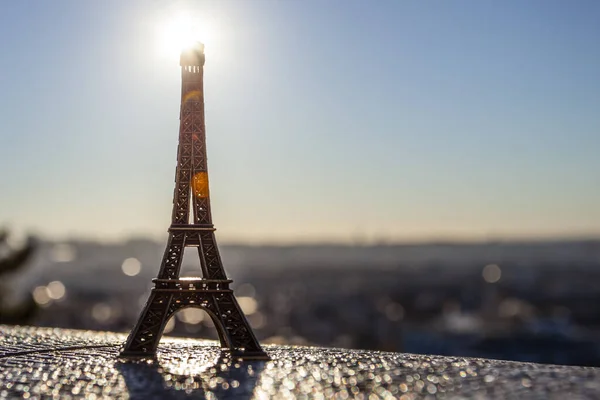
[0,0,599,243]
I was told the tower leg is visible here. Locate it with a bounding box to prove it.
[121,291,172,356]
[211,292,268,359]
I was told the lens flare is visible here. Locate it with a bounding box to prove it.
[183,90,203,104]
[157,11,216,58]
[192,172,209,198]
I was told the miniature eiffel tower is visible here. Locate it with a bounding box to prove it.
[122,43,268,359]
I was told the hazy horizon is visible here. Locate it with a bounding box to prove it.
[15,230,600,247]
[1,1,599,243]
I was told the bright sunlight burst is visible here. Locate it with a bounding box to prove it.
[157,11,217,58]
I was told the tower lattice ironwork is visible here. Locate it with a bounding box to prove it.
[122,43,268,359]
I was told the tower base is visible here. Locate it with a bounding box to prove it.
[121,278,269,360]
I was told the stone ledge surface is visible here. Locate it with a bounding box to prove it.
[1,325,600,399]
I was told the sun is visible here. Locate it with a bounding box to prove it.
[157,11,216,58]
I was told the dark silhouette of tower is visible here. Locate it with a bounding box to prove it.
[122,43,268,359]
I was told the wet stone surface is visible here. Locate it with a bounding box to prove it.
[1,326,600,399]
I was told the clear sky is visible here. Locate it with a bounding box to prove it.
[0,0,599,243]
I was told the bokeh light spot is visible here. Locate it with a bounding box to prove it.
[32,286,50,305]
[50,244,76,263]
[47,281,66,300]
[482,264,502,283]
[121,257,142,276]
[238,296,258,315]
[385,302,405,322]
[91,303,113,323]
[248,312,266,329]
[236,283,256,298]
[164,317,176,334]
[177,308,205,325]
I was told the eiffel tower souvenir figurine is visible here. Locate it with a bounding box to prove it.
[121,43,268,360]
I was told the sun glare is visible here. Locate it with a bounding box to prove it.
[158,12,216,58]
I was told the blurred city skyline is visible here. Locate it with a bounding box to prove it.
[1,0,599,243]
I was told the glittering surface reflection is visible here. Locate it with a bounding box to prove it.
[1,326,600,399]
